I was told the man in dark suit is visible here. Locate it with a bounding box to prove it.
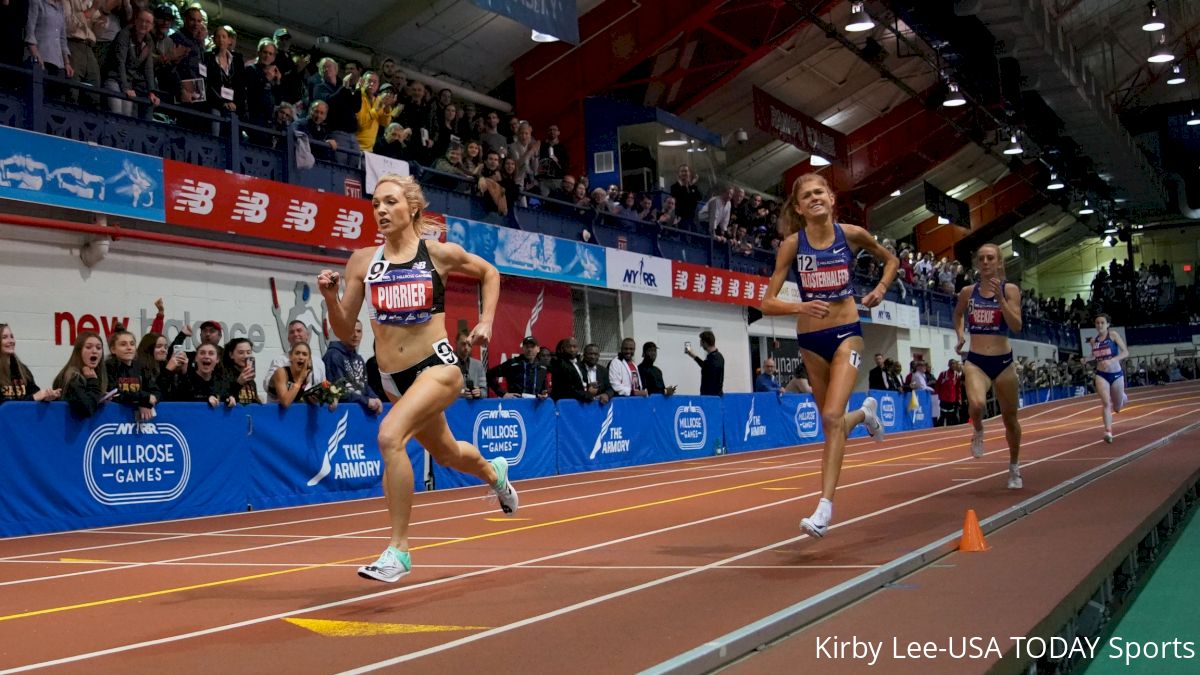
[549,337,587,401]
[487,336,548,398]
[868,353,886,390]
[579,343,612,404]
[639,342,675,395]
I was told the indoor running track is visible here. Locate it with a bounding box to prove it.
[2,383,1199,674]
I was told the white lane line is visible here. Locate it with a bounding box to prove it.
[0,561,882,571]
[5,403,1193,674]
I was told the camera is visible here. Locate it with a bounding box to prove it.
[735,128,748,144]
[684,341,693,353]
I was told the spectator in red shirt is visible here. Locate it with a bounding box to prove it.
[935,358,964,426]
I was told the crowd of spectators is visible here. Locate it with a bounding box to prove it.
[1084,258,1200,327]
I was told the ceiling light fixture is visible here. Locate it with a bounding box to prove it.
[1078,199,1095,215]
[1188,110,1200,126]
[1148,35,1174,63]
[1142,2,1165,32]
[1167,64,1185,85]
[937,216,950,225]
[530,29,559,43]
[943,81,966,107]
[1047,172,1065,190]
[890,189,902,197]
[810,154,831,166]
[845,2,875,32]
[1002,133,1023,155]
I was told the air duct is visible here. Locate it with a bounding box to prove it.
[196,1,513,113]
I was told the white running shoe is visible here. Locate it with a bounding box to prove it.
[490,457,519,515]
[800,499,832,538]
[1006,465,1023,490]
[358,547,411,583]
[860,397,885,442]
[1104,432,1114,444]
[971,428,985,459]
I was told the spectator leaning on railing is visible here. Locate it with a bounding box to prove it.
[101,7,159,116]
[608,337,648,397]
[54,331,107,418]
[0,323,61,404]
[754,357,783,393]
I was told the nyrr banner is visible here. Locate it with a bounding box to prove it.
[0,125,165,221]
[647,395,722,461]
[163,160,375,251]
[0,403,246,536]
[606,249,673,297]
[489,276,575,367]
[446,216,607,288]
[430,398,557,489]
[556,397,660,473]
[245,405,413,510]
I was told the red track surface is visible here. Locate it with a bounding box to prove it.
[2,383,1198,674]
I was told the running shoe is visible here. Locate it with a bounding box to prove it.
[358,547,411,583]
[800,499,832,538]
[971,428,985,459]
[861,397,885,442]
[490,456,519,515]
[1006,465,1023,490]
[1104,432,1114,444]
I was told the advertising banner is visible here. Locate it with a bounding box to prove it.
[430,397,558,489]
[471,0,579,43]
[488,276,575,366]
[163,159,375,251]
[672,261,770,307]
[556,397,660,473]
[752,86,848,163]
[606,249,673,297]
[446,216,606,287]
[0,125,165,221]
[647,395,722,461]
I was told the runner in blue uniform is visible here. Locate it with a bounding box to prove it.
[318,174,518,583]
[762,173,898,538]
[953,243,1024,488]
[1086,313,1130,443]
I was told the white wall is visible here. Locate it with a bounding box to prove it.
[627,293,752,395]
[0,226,372,387]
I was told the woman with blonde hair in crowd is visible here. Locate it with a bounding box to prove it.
[0,324,60,403]
[953,243,1024,488]
[53,331,107,417]
[317,174,517,583]
[761,172,898,539]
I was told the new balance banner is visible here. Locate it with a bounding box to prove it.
[648,395,722,461]
[0,126,165,222]
[429,398,557,489]
[556,397,659,473]
[163,160,375,251]
[245,405,418,510]
[0,403,247,536]
[672,262,769,307]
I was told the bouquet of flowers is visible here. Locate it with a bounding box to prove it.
[301,378,347,406]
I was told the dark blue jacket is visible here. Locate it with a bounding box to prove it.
[323,341,378,406]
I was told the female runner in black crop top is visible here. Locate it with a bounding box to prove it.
[318,174,517,584]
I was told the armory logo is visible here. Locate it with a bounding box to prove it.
[307,412,381,486]
[879,396,897,428]
[589,405,630,460]
[743,396,767,441]
[794,398,820,439]
[473,404,527,466]
[83,422,191,505]
[674,402,707,451]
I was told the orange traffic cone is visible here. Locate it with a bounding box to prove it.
[958,509,989,552]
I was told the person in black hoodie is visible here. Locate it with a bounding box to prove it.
[323,320,382,414]
[1,323,61,403]
[53,332,108,418]
[106,329,159,421]
[222,338,261,405]
[136,332,187,400]
[169,343,233,407]
[548,337,587,402]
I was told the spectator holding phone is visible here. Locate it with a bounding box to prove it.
[136,331,186,397]
[168,342,232,407]
[222,338,260,404]
[685,331,724,396]
[454,328,486,399]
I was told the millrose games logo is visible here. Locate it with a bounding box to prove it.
[308,412,381,486]
[794,398,820,439]
[589,405,630,460]
[473,404,527,465]
[83,422,191,505]
[674,402,707,451]
[879,395,897,428]
[743,397,767,442]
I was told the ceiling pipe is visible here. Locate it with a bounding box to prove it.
[196,0,513,113]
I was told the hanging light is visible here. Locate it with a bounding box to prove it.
[943,81,966,107]
[845,2,875,32]
[810,154,831,166]
[1078,199,1095,215]
[658,129,688,146]
[1002,133,1023,155]
[530,29,559,43]
[1047,172,1064,190]
[1142,2,1165,32]
[937,216,950,225]
[1167,64,1185,85]
[1147,34,1174,63]
[890,189,902,197]
[1188,110,1200,126]
[1104,235,1117,247]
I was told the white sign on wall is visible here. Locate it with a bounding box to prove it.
[605,249,673,297]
